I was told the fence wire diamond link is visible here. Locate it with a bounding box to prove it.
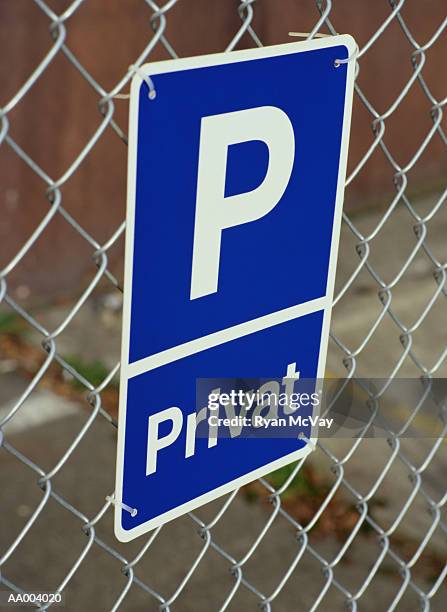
[0,0,446,611]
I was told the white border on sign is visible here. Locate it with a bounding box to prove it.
[115,34,356,542]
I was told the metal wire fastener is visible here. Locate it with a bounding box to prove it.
[106,495,138,518]
[334,43,359,67]
[129,64,157,99]
[288,32,359,68]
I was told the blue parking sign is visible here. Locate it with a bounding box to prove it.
[115,36,355,541]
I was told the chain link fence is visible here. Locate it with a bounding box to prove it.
[0,1,446,610]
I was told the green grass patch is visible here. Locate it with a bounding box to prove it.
[63,355,117,390]
[266,462,317,500]
[0,311,27,337]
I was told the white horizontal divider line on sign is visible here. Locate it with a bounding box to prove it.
[126,295,329,378]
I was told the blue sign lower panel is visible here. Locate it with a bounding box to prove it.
[121,309,324,533]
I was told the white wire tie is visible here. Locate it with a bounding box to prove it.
[334,43,359,68]
[288,32,359,68]
[129,64,156,100]
[288,32,332,39]
[298,431,317,452]
[106,495,138,517]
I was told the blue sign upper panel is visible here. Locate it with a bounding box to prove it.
[128,45,349,363]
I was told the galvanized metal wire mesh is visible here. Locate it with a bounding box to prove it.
[0,1,446,610]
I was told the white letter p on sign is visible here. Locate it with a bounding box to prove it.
[190,106,295,300]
